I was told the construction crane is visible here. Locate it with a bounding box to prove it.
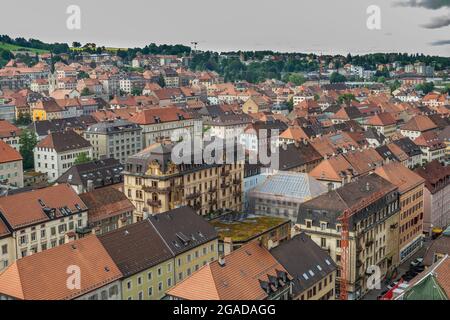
[338,188,390,300]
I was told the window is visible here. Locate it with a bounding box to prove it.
[158,282,163,291]
[1,245,7,255]
[127,281,132,290]
[148,287,153,296]
[167,278,172,287]
[147,272,152,281]
[320,238,327,248]
[137,276,142,285]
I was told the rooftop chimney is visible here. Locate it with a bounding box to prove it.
[218,255,226,267]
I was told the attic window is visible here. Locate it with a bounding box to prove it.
[317,265,322,271]
[302,273,309,280]
[325,259,331,266]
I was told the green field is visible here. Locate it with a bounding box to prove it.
[0,42,49,54]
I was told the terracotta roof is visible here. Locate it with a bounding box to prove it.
[167,242,291,300]
[79,187,134,224]
[0,184,87,229]
[401,115,437,132]
[36,130,91,152]
[0,235,122,300]
[0,120,21,139]
[0,140,22,164]
[129,106,192,125]
[414,131,446,150]
[367,112,396,126]
[279,126,310,141]
[309,156,353,182]
[375,162,425,194]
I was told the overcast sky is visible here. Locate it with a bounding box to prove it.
[0,0,449,56]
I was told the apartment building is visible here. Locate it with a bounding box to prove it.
[297,174,400,300]
[79,186,134,235]
[415,161,450,235]
[124,141,244,219]
[0,235,122,300]
[99,206,218,300]
[0,184,89,269]
[56,158,124,194]
[84,119,142,164]
[0,140,23,188]
[129,106,202,148]
[375,162,426,264]
[34,130,93,182]
[0,119,21,151]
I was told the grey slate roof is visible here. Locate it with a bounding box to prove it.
[270,233,337,296]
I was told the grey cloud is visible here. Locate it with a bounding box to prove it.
[422,14,450,27]
[430,39,450,45]
[395,0,450,9]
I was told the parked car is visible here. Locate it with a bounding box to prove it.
[410,258,424,268]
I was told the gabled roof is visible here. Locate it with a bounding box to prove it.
[36,130,91,153]
[56,158,123,189]
[147,206,218,256]
[0,235,122,300]
[167,241,291,300]
[367,112,396,126]
[99,219,173,277]
[0,120,21,139]
[375,162,425,194]
[0,140,22,164]
[271,233,337,296]
[0,184,87,229]
[79,187,135,224]
[129,106,192,125]
[401,115,437,132]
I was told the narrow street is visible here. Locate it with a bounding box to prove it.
[362,237,431,300]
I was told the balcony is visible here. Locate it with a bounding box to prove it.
[147,199,162,207]
[233,191,242,197]
[208,186,217,193]
[233,178,242,185]
[221,170,230,177]
[142,185,170,194]
[221,182,230,189]
[186,191,201,200]
[365,240,374,248]
[76,226,92,235]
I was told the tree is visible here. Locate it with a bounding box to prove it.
[157,74,166,88]
[72,42,82,48]
[390,80,401,94]
[19,129,37,170]
[131,88,142,96]
[286,97,294,112]
[74,152,91,165]
[330,72,347,83]
[15,112,32,126]
[338,93,356,104]
[77,71,89,79]
[81,88,91,96]
[416,82,435,94]
[287,73,306,86]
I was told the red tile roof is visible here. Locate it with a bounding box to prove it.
[0,184,87,229]
[0,235,122,300]
[0,140,22,164]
